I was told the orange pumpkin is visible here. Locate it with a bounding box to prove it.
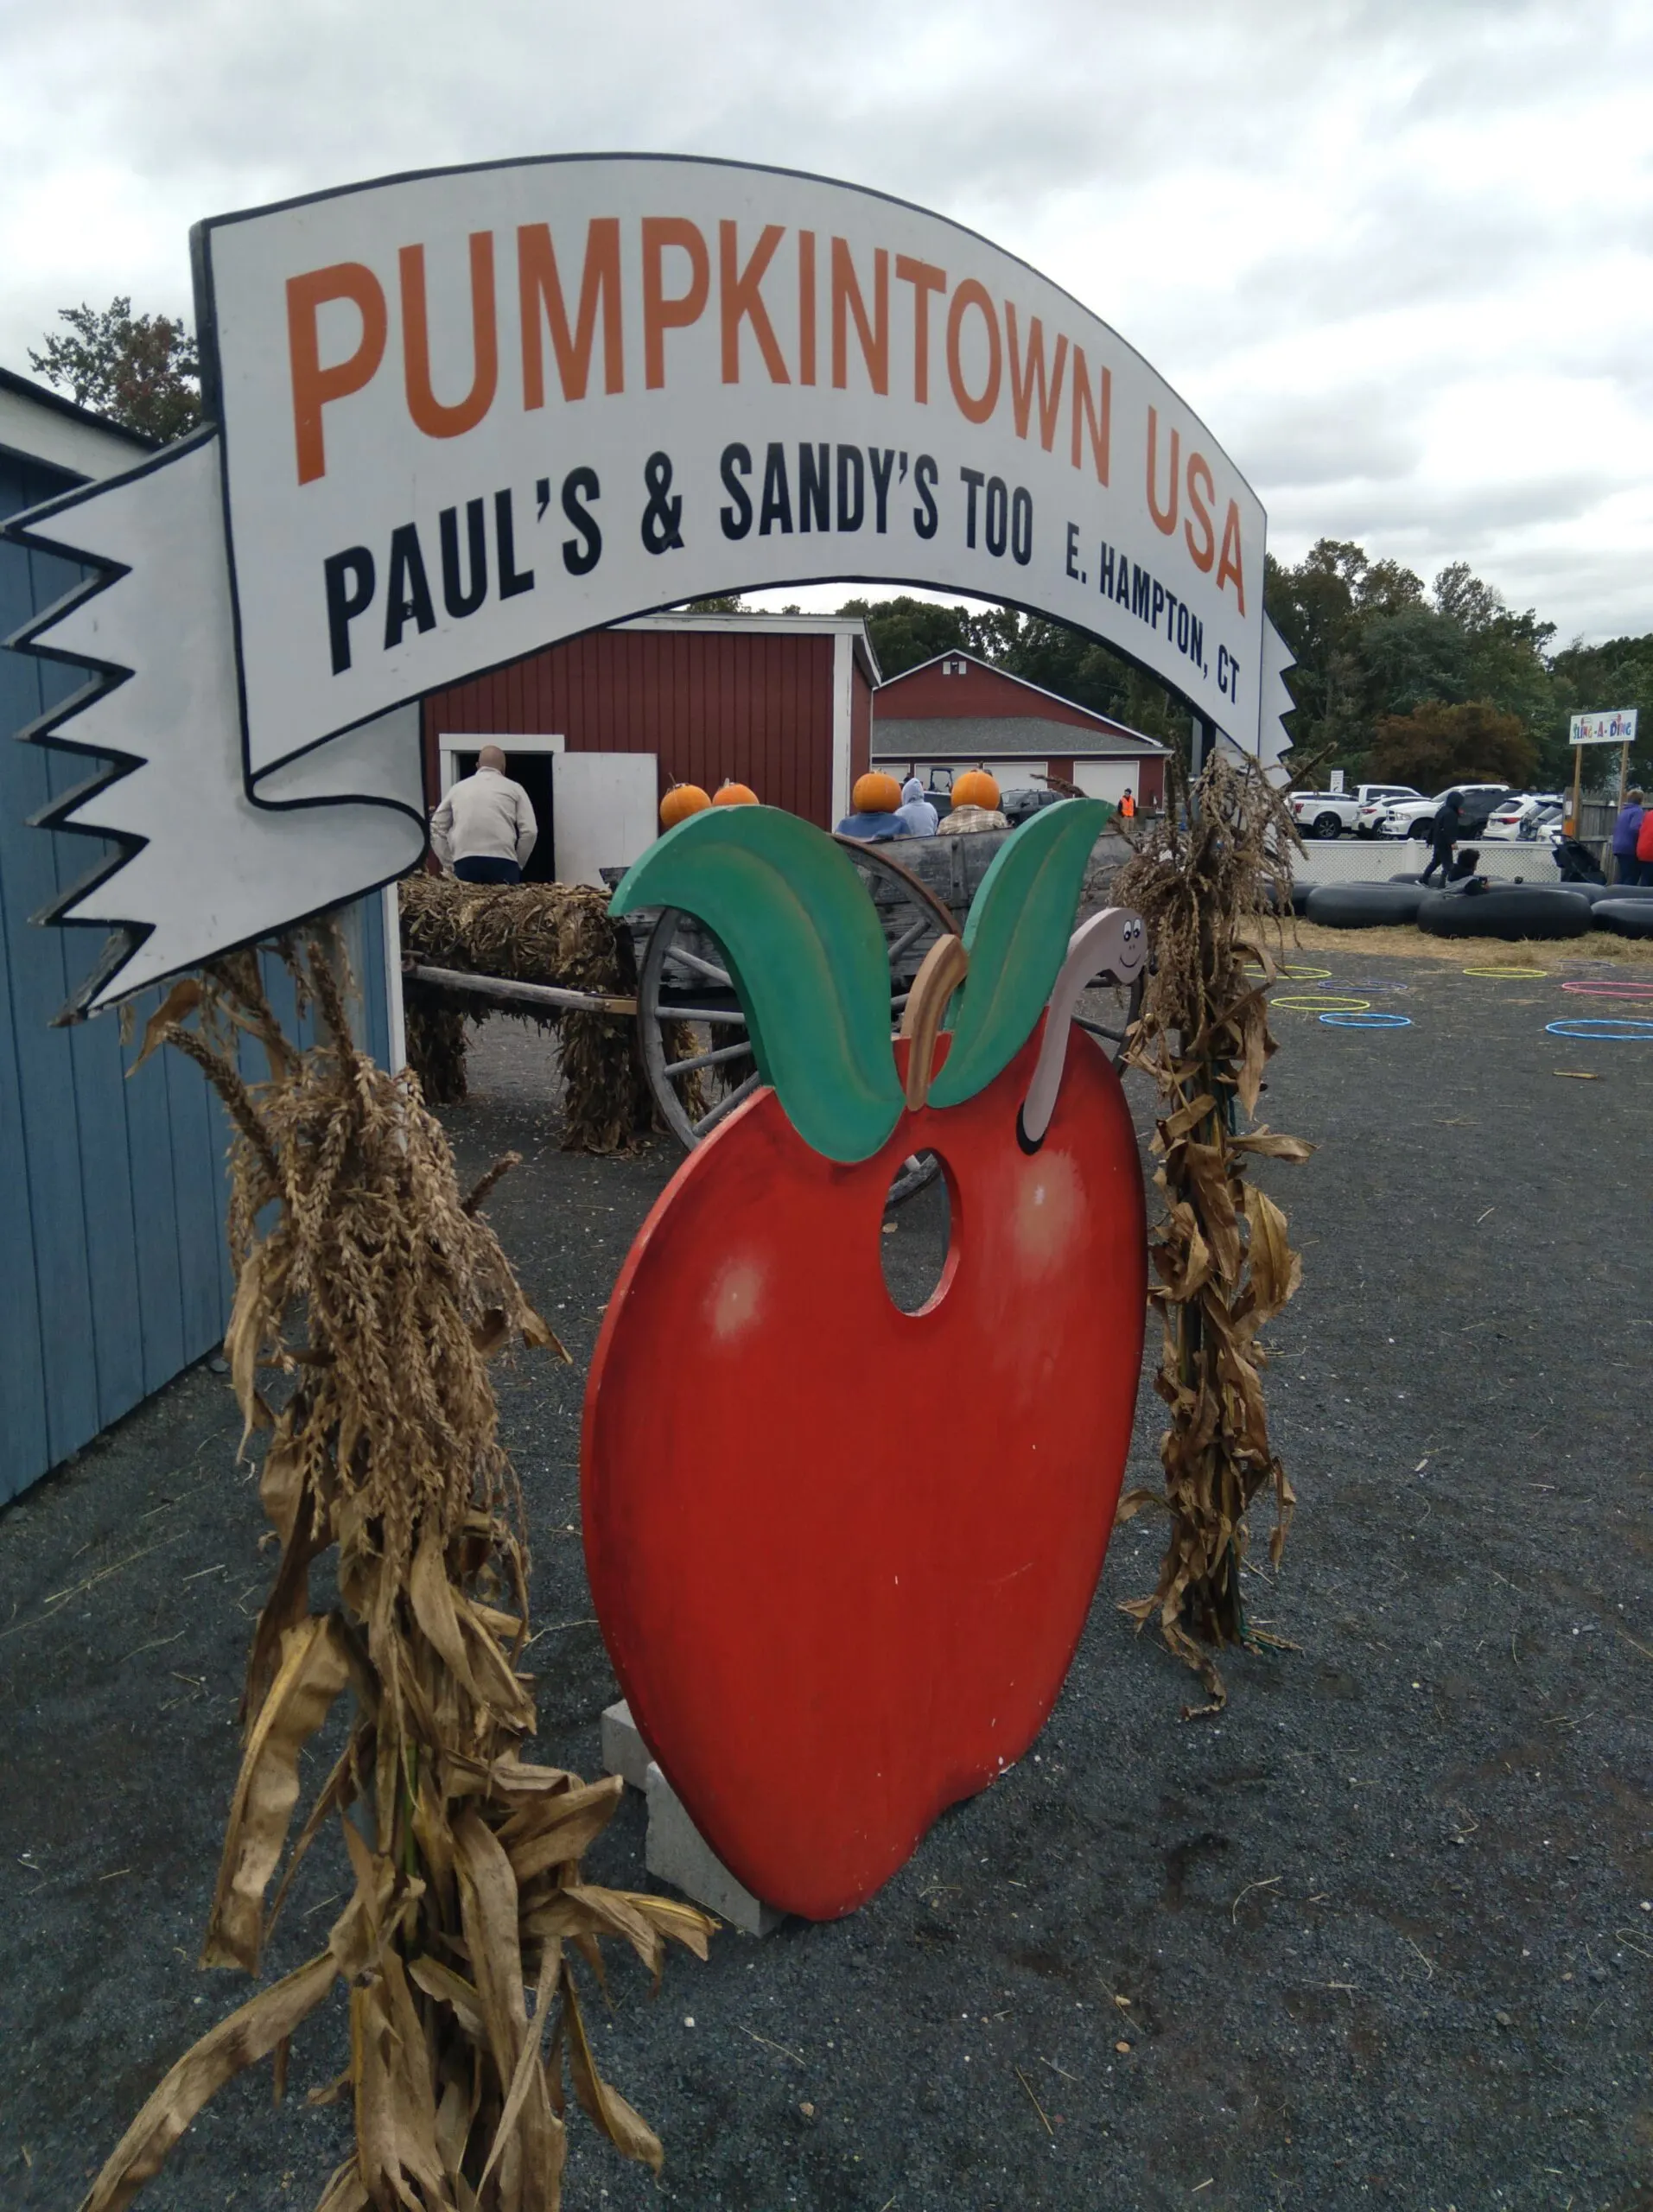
[660,783,712,829]
[950,769,1000,812]
[713,781,760,806]
[852,772,903,816]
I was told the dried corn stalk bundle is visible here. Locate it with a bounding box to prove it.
[1111,754,1314,1713]
[397,877,652,1152]
[86,932,711,2212]
[403,992,471,1104]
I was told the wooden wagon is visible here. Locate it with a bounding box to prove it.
[404,825,1141,1195]
[620,827,1142,1199]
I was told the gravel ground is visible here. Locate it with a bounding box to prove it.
[2,951,1650,2212]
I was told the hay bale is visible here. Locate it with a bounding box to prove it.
[403,993,470,1103]
[397,875,652,1151]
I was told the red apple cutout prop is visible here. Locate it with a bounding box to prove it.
[584,804,1147,1918]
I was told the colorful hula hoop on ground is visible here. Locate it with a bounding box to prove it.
[1272,995,1370,1013]
[1461,966,1548,979]
[1244,962,1332,982]
[1544,1018,1653,1041]
[1319,1011,1411,1029]
[1561,979,1653,999]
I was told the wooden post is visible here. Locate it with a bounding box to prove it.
[1618,741,1631,810]
[1568,741,1583,836]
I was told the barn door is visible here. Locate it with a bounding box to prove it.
[551,753,659,887]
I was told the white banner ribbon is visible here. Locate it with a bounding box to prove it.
[8,156,1294,1015]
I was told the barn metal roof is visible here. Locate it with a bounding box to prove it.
[0,365,156,482]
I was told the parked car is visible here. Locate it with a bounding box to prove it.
[1001,787,1064,826]
[1372,785,1514,840]
[1481,793,1565,842]
[1289,784,1421,838]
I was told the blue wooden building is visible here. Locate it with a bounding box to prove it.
[0,367,399,1503]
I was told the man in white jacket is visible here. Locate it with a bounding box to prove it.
[429,747,538,884]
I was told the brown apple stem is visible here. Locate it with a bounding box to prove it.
[899,934,970,1109]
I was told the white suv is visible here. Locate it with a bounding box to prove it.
[1289,784,1421,839]
[1372,785,1514,840]
[1482,793,1565,842]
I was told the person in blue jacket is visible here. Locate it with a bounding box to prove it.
[1611,788,1645,885]
[836,779,906,841]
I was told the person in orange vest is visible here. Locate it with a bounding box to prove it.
[1119,788,1136,820]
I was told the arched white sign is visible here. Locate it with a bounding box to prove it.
[7,156,1290,1014]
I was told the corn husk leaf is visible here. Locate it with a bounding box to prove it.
[559,1972,664,2173]
[129,976,204,1074]
[80,1949,341,2212]
[202,1614,350,1972]
[1114,754,1313,1706]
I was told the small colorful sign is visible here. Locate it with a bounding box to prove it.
[1569,708,1638,745]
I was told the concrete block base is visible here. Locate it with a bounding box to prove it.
[601,1699,783,1935]
[645,1762,783,1936]
[600,1699,652,1792]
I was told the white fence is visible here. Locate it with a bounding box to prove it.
[1291,836,1567,887]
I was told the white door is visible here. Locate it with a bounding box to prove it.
[552,753,659,887]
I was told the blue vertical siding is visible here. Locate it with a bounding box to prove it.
[1,443,395,1503]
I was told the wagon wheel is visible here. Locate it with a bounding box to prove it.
[638,845,958,1207]
[637,852,1141,1195]
[835,839,1144,1075]
[636,909,762,1154]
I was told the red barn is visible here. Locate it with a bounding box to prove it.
[423,612,878,884]
[872,650,1167,810]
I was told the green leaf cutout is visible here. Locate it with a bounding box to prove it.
[928,798,1110,1109]
[609,807,905,1163]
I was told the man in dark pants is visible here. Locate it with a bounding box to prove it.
[429,745,538,883]
[1420,790,1465,887]
[1611,788,1645,885]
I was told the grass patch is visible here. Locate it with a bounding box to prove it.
[1287,922,1653,964]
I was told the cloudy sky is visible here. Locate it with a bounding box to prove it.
[3,0,1648,644]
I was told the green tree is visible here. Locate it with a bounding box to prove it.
[1362,606,1471,716]
[1264,540,1398,772]
[1432,563,1556,754]
[29,297,201,442]
[1266,538,1563,784]
[837,594,978,676]
[993,615,1133,717]
[1368,701,1537,791]
[1548,634,1653,794]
